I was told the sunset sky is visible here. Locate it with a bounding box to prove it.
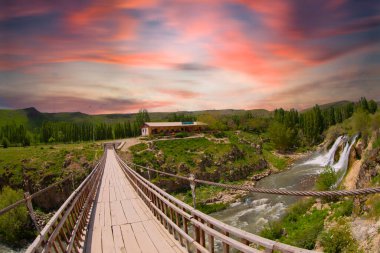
[1,0,380,114]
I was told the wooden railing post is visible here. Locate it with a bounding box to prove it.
[147,168,151,181]
[24,192,40,232]
[189,174,196,209]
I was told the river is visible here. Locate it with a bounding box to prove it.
[210,135,356,235]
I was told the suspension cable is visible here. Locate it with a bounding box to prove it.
[123,160,380,197]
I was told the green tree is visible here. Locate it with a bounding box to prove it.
[268,122,295,152]
[136,109,150,128]
[352,109,370,140]
[368,99,378,114]
[1,137,10,148]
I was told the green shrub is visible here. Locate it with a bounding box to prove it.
[331,200,353,218]
[1,137,10,148]
[260,221,283,240]
[320,220,359,253]
[316,166,337,191]
[196,202,228,214]
[261,199,327,250]
[213,131,226,138]
[0,187,35,246]
[175,132,190,138]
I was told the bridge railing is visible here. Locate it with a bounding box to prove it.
[26,151,107,253]
[116,153,314,253]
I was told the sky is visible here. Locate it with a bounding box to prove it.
[0,0,380,114]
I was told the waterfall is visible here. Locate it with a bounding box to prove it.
[303,135,343,166]
[332,134,358,185]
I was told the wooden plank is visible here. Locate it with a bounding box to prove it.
[121,199,141,223]
[86,226,102,253]
[131,199,150,221]
[111,201,128,226]
[112,225,127,253]
[142,220,177,253]
[104,198,112,226]
[101,226,115,253]
[131,222,158,253]
[98,202,105,228]
[120,224,141,253]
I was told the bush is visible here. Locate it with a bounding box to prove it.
[320,220,359,253]
[261,199,327,250]
[213,131,226,138]
[1,137,10,148]
[331,200,353,218]
[175,132,190,138]
[0,187,35,246]
[268,122,296,152]
[316,166,337,191]
[260,221,283,240]
[196,203,228,214]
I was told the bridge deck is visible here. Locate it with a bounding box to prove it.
[85,150,186,253]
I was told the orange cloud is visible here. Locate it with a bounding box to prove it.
[158,88,201,99]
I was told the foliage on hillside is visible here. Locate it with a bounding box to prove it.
[270,97,377,152]
[0,143,102,191]
[0,187,35,246]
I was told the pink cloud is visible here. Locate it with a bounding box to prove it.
[158,88,201,99]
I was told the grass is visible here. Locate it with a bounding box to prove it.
[330,199,353,219]
[131,131,276,173]
[262,150,288,170]
[319,219,360,253]
[129,143,148,153]
[366,195,380,218]
[261,198,328,250]
[373,137,380,149]
[0,142,103,190]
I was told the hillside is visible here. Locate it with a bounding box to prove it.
[0,107,271,129]
[1,99,366,129]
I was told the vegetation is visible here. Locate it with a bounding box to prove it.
[0,143,102,190]
[260,199,328,249]
[319,219,359,253]
[316,166,337,191]
[269,97,377,152]
[0,187,35,246]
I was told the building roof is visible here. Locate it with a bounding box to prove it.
[143,122,207,127]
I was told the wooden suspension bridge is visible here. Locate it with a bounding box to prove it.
[11,142,380,252]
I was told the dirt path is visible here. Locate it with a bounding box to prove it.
[120,138,142,152]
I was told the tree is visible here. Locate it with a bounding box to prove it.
[136,109,150,128]
[268,122,296,152]
[352,109,370,140]
[368,100,378,114]
[197,114,226,131]
[1,137,10,148]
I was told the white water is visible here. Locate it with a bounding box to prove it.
[212,134,358,235]
[303,135,344,166]
[333,135,358,185]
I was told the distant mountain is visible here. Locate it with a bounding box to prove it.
[0,107,272,129]
[301,100,352,112]
[0,99,373,129]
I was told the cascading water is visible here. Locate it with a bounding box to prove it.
[211,134,358,236]
[333,134,358,186]
[303,135,344,166]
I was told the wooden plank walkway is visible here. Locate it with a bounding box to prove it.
[85,149,186,253]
